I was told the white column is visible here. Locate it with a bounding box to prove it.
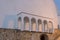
[21,17,24,31]
[42,21,44,32]
[47,22,49,33]
[47,22,49,32]
[36,19,38,32]
[29,18,31,31]
[52,24,54,33]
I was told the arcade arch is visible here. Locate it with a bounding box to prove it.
[18,17,21,29]
[38,19,42,32]
[24,17,29,30]
[43,20,48,32]
[31,18,36,31]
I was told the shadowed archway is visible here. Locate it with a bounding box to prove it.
[40,34,48,40]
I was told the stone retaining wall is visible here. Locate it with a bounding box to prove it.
[0,28,60,40]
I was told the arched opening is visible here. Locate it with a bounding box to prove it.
[31,18,36,31]
[48,21,53,33]
[18,17,21,29]
[40,34,48,40]
[43,20,48,32]
[38,19,42,32]
[24,17,29,30]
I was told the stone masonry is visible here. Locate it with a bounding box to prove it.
[0,28,60,40]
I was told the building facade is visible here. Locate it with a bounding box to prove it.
[1,0,58,33]
[0,0,60,40]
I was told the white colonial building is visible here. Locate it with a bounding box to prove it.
[0,0,58,33]
[17,12,54,33]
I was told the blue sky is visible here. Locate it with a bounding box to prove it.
[54,0,60,15]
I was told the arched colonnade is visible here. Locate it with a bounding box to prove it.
[18,16,53,33]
